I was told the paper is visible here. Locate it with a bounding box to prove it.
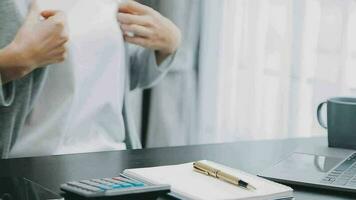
[124,161,293,200]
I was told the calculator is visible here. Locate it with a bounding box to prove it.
[60,174,170,199]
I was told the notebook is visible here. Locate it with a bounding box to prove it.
[123,160,293,200]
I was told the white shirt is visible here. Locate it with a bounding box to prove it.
[9,0,127,158]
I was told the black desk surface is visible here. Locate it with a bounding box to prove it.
[0,137,355,200]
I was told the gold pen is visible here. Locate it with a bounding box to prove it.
[193,161,256,191]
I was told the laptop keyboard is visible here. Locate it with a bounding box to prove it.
[321,153,356,187]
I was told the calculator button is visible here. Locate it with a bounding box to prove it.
[102,178,116,184]
[113,177,129,182]
[98,180,123,189]
[80,180,110,190]
[103,178,128,188]
[102,179,121,187]
[92,179,113,186]
[89,179,133,189]
[113,177,145,187]
[109,177,133,187]
[67,182,102,192]
[119,182,133,188]
[131,182,145,187]
[111,184,122,189]
[113,177,132,182]
[98,185,110,190]
[108,178,125,185]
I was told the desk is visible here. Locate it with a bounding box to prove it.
[0,137,355,200]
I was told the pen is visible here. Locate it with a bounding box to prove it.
[193,161,256,191]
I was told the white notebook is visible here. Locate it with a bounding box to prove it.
[123,160,293,200]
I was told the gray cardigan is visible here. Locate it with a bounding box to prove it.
[0,0,173,158]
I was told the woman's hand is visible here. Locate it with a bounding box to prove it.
[0,1,68,83]
[117,0,181,64]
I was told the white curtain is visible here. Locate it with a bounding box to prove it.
[214,0,356,142]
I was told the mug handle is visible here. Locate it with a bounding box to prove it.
[317,102,328,129]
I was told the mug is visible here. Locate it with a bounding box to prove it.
[317,97,356,149]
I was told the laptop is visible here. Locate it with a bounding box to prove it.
[258,140,356,193]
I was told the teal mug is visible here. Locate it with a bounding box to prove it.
[317,97,356,149]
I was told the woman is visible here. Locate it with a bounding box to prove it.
[0,0,181,158]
